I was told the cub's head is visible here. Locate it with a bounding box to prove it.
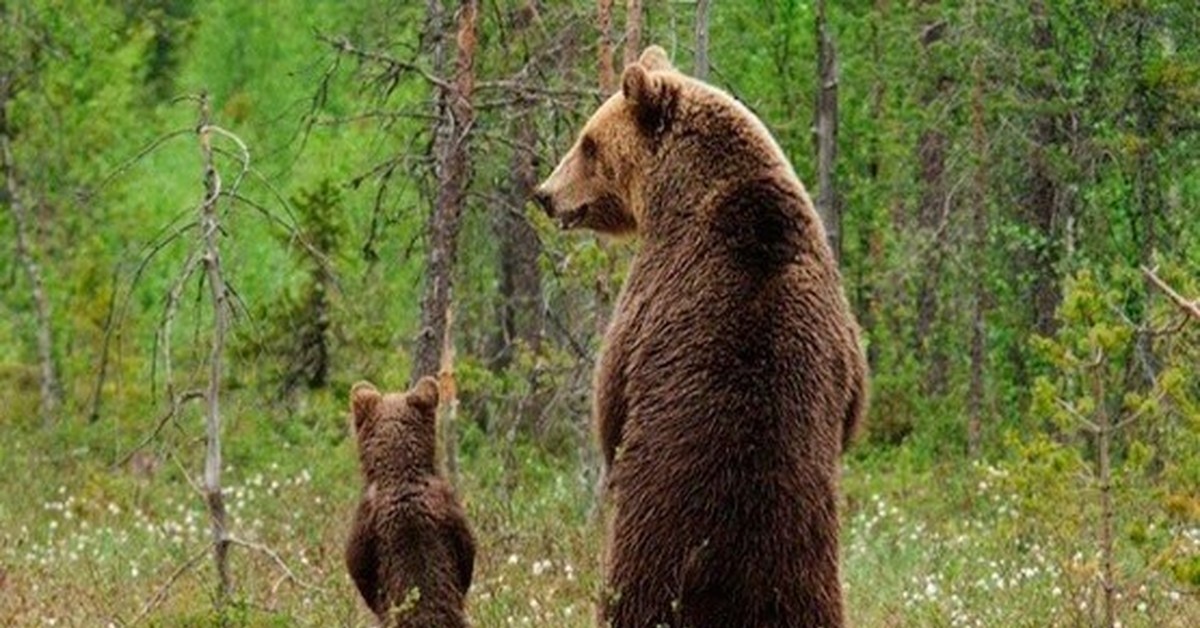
[349,377,440,481]
[533,46,679,236]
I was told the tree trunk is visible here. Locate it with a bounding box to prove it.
[440,306,459,480]
[1027,0,1064,339]
[693,0,710,81]
[598,0,616,93]
[1094,373,1116,628]
[0,83,62,426]
[623,0,642,67]
[197,91,231,609]
[914,4,950,396]
[858,0,889,370]
[1130,8,1160,385]
[492,13,544,372]
[413,0,476,483]
[814,0,840,263]
[412,0,478,386]
[967,55,989,458]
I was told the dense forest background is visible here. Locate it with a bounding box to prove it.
[1,0,1198,625]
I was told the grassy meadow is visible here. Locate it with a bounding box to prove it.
[1,396,1196,626]
[3,1,1199,626]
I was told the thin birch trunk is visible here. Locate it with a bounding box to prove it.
[0,87,62,426]
[197,91,231,608]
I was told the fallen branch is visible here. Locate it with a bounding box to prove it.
[128,545,209,626]
[227,536,325,594]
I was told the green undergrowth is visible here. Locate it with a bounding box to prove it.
[1,395,1196,626]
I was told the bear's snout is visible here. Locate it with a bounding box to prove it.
[531,188,555,218]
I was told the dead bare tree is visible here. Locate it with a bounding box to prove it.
[693,0,710,80]
[0,76,62,426]
[492,4,545,372]
[88,92,325,622]
[194,91,233,608]
[814,0,840,262]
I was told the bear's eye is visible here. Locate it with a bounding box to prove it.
[581,135,598,160]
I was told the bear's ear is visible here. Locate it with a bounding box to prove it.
[638,45,674,73]
[350,381,381,432]
[622,64,671,128]
[407,376,440,413]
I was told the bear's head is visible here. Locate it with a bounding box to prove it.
[534,46,799,240]
[349,377,440,482]
[532,46,679,236]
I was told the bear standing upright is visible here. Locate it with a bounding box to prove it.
[534,47,867,628]
[345,377,475,627]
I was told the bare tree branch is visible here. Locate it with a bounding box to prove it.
[1142,266,1200,322]
[127,545,210,627]
[319,33,453,92]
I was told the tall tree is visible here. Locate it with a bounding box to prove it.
[1127,4,1163,385]
[967,50,989,458]
[859,0,891,370]
[492,2,545,369]
[814,0,840,262]
[1026,0,1066,339]
[412,0,479,385]
[0,74,62,426]
[913,1,951,395]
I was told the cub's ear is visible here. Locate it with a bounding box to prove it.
[350,381,381,432]
[408,376,440,413]
[638,45,674,73]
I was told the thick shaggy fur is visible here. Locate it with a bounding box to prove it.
[345,378,475,627]
[535,47,867,628]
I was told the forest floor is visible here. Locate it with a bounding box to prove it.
[0,392,1196,627]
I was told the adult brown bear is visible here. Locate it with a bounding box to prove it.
[534,47,867,628]
[345,378,475,627]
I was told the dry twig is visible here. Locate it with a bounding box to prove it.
[1142,266,1200,322]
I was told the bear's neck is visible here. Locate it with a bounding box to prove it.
[640,95,804,238]
[364,441,437,483]
[643,143,799,238]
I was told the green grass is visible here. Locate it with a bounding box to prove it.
[0,393,1196,626]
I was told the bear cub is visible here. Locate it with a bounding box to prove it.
[345,377,475,627]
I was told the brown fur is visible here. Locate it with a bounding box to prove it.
[535,47,867,628]
[345,378,475,627]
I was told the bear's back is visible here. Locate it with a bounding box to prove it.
[371,478,473,628]
[602,176,858,627]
